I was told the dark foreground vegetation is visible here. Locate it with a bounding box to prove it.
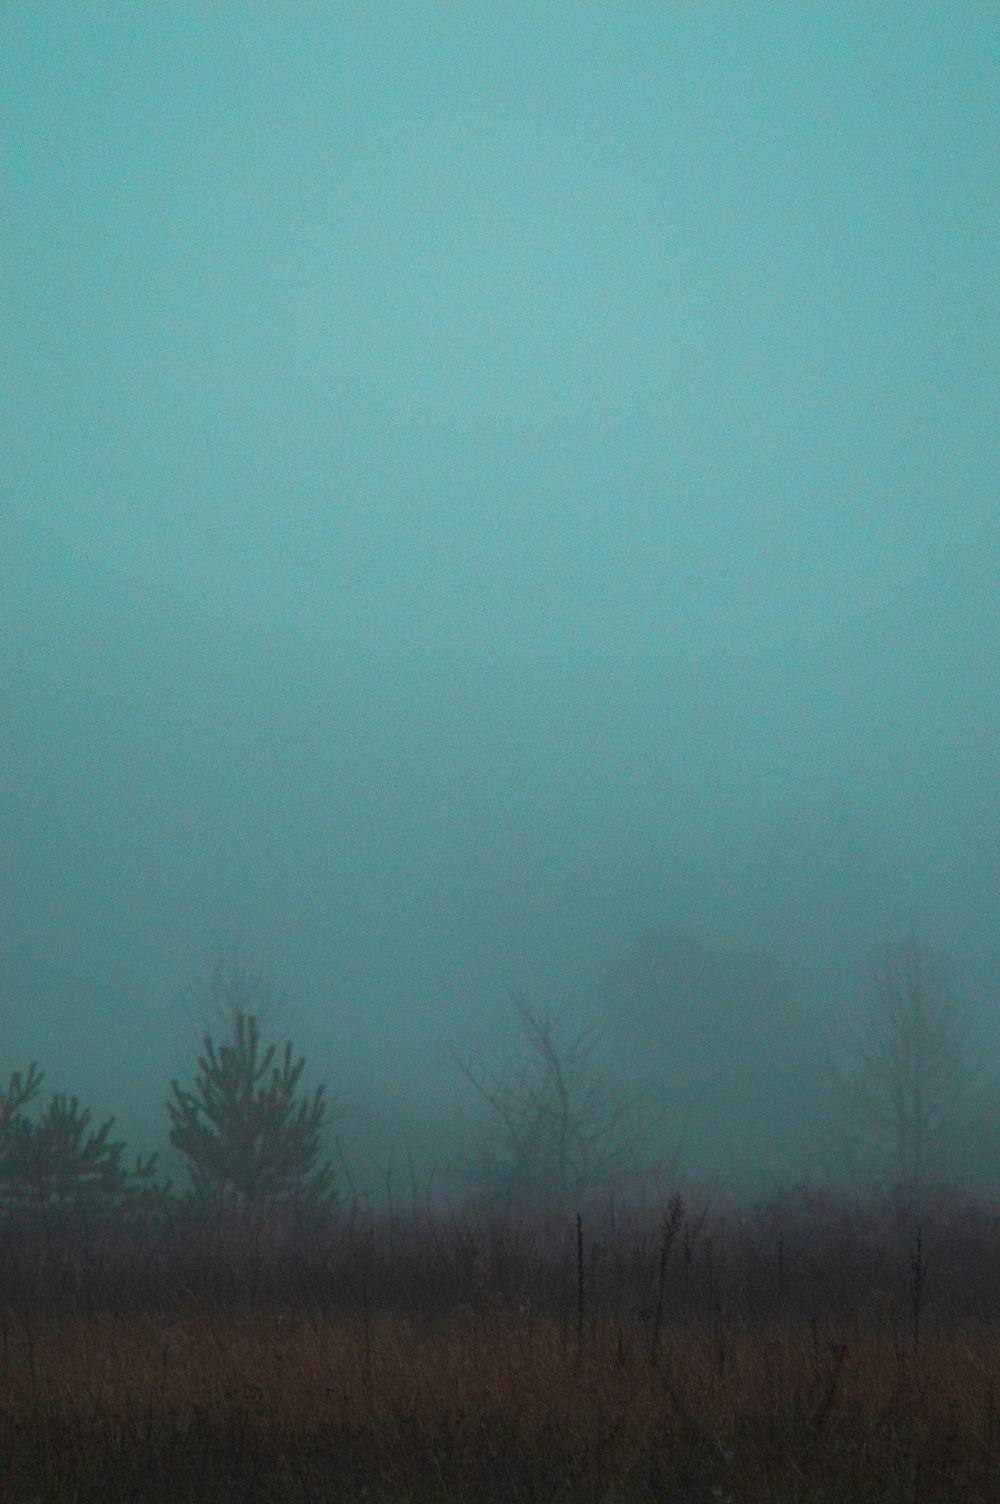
[1,1192,999,1503]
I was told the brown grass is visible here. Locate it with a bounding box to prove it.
[0,1197,998,1501]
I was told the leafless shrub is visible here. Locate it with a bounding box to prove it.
[838,935,976,1202]
[454,996,677,1214]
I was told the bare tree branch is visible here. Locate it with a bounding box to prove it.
[839,935,974,1199]
[454,997,675,1212]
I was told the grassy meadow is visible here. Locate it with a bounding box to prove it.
[1,1192,998,1502]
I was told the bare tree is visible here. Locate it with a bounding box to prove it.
[454,998,674,1213]
[840,936,974,1198]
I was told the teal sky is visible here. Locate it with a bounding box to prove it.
[1,5,996,1164]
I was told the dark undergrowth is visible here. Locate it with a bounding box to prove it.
[0,1191,998,1501]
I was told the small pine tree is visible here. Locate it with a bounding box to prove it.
[166,1010,336,1221]
[0,1064,159,1229]
[0,1062,42,1131]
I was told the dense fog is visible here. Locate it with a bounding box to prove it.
[2,5,996,1202]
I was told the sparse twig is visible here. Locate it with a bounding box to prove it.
[649,1194,684,1370]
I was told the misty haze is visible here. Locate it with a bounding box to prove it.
[4,3,994,1193]
[0,7,997,1497]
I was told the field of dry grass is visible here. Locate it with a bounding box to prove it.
[1,1194,998,1501]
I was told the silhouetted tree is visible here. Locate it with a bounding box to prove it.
[840,936,974,1200]
[0,1062,42,1131]
[167,1000,336,1223]
[455,998,674,1213]
[0,1063,158,1228]
[601,928,834,1184]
